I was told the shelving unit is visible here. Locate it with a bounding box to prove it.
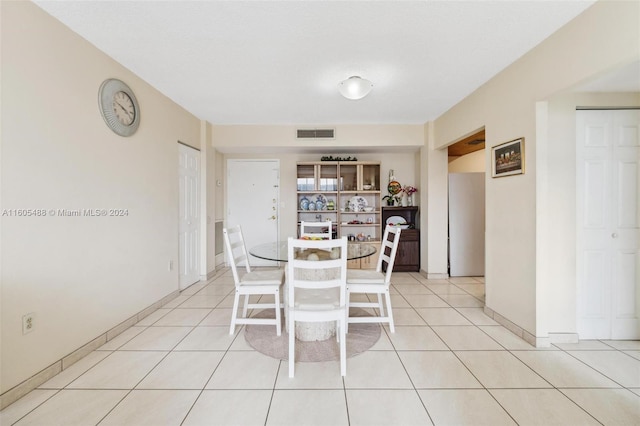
[296,161,381,244]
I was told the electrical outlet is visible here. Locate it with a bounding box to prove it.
[22,313,35,334]
[168,260,173,271]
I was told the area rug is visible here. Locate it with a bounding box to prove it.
[245,308,381,361]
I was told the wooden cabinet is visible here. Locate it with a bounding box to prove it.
[381,206,420,272]
[297,161,381,243]
[297,161,381,269]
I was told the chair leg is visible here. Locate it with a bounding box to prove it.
[229,291,241,335]
[385,290,395,333]
[242,294,250,318]
[345,291,350,333]
[275,289,282,336]
[377,293,385,316]
[288,315,295,378]
[339,316,346,376]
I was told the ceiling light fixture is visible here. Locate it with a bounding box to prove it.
[338,76,373,100]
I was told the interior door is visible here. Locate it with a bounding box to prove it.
[577,109,640,339]
[227,160,279,266]
[178,143,201,289]
[449,172,486,276]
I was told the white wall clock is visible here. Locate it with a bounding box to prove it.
[98,78,140,137]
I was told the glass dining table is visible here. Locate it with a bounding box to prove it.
[249,240,377,263]
[249,240,377,342]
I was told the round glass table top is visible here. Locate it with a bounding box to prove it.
[250,241,377,262]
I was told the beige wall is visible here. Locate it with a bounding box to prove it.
[217,150,421,242]
[448,150,486,173]
[431,0,640,339]
[1,2,201,392]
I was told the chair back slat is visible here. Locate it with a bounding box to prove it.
[376,225,402,282]
[300,221,333,239]
[223,225,252,286]
[287,236,347,306]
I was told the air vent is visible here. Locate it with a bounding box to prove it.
[467,139,485,145]
[296,129,335,139]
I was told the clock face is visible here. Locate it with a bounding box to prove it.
[112,91,136,126]
[99,79,140,137]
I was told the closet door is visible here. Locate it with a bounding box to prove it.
[577,109,640,339]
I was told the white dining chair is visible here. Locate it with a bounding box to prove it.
[300,221,333,239]
[287,236,348,377]
[223,226,284,336]
[346,225,402,332]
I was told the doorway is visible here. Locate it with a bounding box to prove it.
[178,143,201,289]
[576,109,640,339]
[226,159,280,267]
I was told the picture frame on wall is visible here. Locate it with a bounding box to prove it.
[492,138,525,178]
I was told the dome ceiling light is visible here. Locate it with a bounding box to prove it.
[338,76,373,100]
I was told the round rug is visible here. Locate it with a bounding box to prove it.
[245,308,381,361]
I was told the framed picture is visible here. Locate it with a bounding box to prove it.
[492,138,524,178]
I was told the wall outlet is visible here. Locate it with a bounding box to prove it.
[22,313,35,334]
[168,260,173,271]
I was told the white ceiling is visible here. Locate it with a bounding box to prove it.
[35,1,600,125]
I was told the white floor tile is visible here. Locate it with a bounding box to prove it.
[163,296,190,309]
[438,294,484,308]
[267,390,348,426]
[399,351,482,389]
[416,308,473,326]
[99,390,198,426]
[153,308,212,326]
[553,340,614,350]
[404,294,449,308]
[456,307,499,325]
[14,390,127,426]
[490,389,601,426]
[456,351,551,389]
[119,326,193,351]
[0,390,57,426]
[137,308,172,326]
[199,308,234,326]
[205,351,280,389]
[347,389,433,426]
[393,284,433,295]
[448,277,480,284]
[479,326,543,350]
[512,351,620,388]
[560,388,640,425]
[175,326,239,351]
[387,326,448,350]
[179,295,227,309]
[431,326,503,350]
[137,351,224,389]
[39,351,111,389]
[624,350,640,361]
[344,351,413,389]
[425,284,469,295]
[275,360,344,389]
[67,351,166,389]
[419,389,516,426]
[98,326,147,350]
[183,390,272,426]
[195,283,235,296]
[387,308,427,325]
[567,350,640,387]
[602,340,640,350]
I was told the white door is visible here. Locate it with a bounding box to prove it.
[449,172,486,276]
[227,160,279,266]
[577,109,640,339]
[179,144,201,289]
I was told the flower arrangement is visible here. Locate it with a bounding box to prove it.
[403,185,418,196]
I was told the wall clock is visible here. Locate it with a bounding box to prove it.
[98,78,140,137]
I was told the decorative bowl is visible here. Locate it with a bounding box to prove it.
[363,184,372,190]
[363,207,374,212]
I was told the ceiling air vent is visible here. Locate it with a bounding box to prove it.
[296,128,335,139]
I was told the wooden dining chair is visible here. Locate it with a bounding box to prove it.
[287,236,348,377]
[223,225,284,336]
[346,225,402,332]
[300,221,332,239]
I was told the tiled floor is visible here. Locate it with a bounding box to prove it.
[2,270,640,425]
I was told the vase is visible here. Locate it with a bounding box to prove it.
[407,194,413,206]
